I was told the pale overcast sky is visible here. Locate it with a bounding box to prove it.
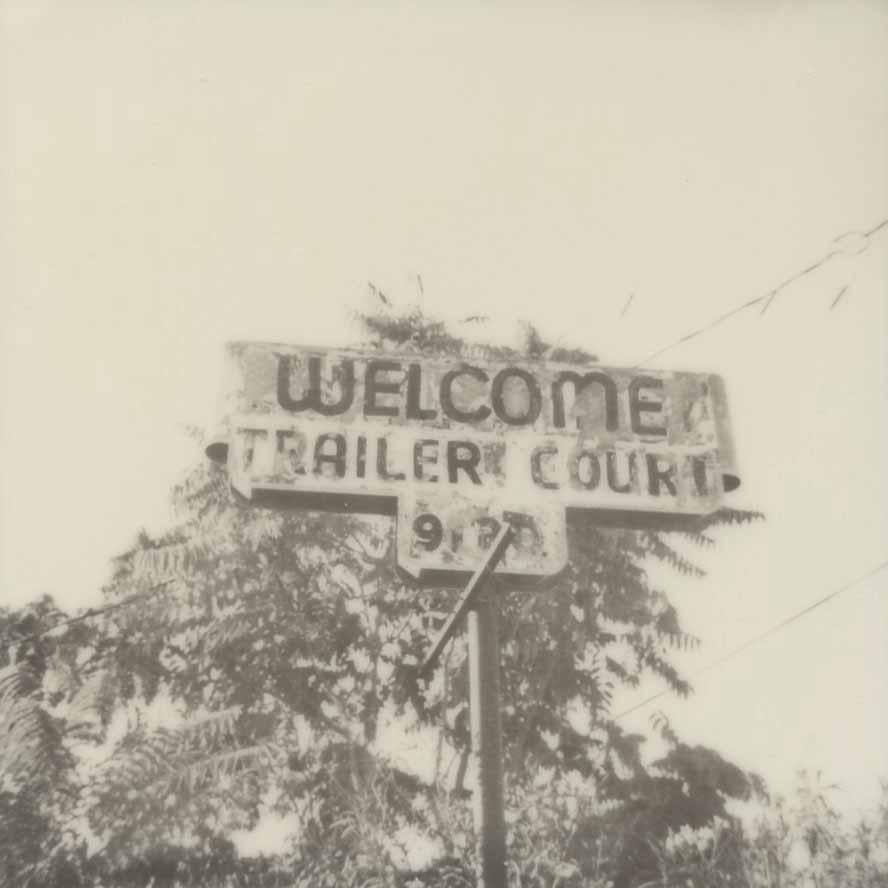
[2,2,887,816]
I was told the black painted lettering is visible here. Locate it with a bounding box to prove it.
[491,367,542,426]
[413,513,443,552]
[313,433,347,478]
[277,355,355,415]
[503,511,543,553]
[571,449,602,490]
[476,516,501,550]
[447,440,482,484]
[646,454,677,496]
[276,430,306,475]
[376,437,406,481]
[606,450,632,494]
[364,361,402,418]
[240,429,268,471]
[629,376,667,437]
[440,366,491,423]
[552,372,618,430]
[356,436,367,479]
[531,445,559,490]
[406,364,437,421]
[413,439,439,482]
[691,455,709,495]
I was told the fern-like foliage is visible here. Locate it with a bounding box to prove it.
[700,507,766,528]
[0,662,65,788]
[640,533,707,578]
[86,706,282,860]
[0,598,109,887]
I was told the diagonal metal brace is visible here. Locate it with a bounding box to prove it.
[419,523,515,677]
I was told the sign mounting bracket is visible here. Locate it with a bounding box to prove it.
[419,523,515,676]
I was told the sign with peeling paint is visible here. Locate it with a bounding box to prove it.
[207,341,739,582]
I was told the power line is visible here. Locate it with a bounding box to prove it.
[617,219,888,711]
[635,216,888,367]
[2,579,175,657]
[612,557,888,722]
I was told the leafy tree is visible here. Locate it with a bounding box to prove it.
[1,305,769,887]
[0,596,107,887]
[646,774,888,888]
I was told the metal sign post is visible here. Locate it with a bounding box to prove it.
[468,582,507,888]
[419,525,514,676]
[420,524,514,888]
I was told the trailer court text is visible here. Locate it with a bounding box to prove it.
[210,343,738,579]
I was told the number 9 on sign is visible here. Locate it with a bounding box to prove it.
[397,495,568,581]
[412,513,444,551]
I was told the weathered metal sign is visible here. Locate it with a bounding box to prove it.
[207,341,739,582]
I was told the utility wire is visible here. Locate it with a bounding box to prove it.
[2,578,175,655]
[635,217,888,367]
[612,557,888,722]
[616,219,888,709]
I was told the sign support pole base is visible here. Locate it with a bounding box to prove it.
[468,581,507,888]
